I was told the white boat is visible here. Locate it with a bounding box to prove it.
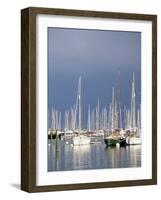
[95,130,104,136]
[72,135,91,145]
[64,130,75,137]
[126,137,141,145]
[72,76,91,145]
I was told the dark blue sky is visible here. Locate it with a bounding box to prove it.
[48,27,141,124]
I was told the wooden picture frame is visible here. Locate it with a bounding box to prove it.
[21,7,157,192]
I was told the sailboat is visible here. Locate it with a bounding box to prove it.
[126,73,141,145]
[72,76,91,145]
[73,135,91,145]
[104,87,125,146]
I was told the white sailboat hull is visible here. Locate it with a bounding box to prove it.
[73,136,91,145]
[126,137,141,145]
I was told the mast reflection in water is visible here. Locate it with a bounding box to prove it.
[48,138,141,172]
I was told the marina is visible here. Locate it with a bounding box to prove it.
[48,72,141,146]
[48,71,142,171]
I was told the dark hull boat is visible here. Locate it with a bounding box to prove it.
[104,138,118,147]
[119,138,126,147]
[104,137,126,147]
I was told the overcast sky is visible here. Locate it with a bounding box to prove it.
[48,27,141,127]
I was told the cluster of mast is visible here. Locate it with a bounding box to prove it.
[50,72,141,132]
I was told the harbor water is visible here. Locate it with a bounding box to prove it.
[48,137,141,171]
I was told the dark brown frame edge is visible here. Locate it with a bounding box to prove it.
[21,7,157,193]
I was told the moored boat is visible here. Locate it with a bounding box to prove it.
[104,136,126,147]
[126,137,141,145]
[72,135,91,145]
[104,137,119,147]
[119,138,127,147]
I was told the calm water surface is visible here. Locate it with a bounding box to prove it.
[48,137,141,171]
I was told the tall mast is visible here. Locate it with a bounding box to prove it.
[100,112,102,130]
[123,105,126,129]
[55,110,58,130]
[78,76,82,133]
[96,100,100,131]
[130,72,136,130]
[108,103,112,130]
[119,108,122,129]
[127,109,131,130]
[71,106,76,131]
[111,87,115,131]
[117,68,121,128]
[114,101,118,129]
[65,110,69,131]
[137,109,141,129]
[91,109,95,131]
[58,111,61,130]
[103,107,107,130]
[87,105,91,131]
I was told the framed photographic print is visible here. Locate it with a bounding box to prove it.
[21,7,157,192]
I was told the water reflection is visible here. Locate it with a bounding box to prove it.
[48,138,141,171]
[72,145,91,170]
